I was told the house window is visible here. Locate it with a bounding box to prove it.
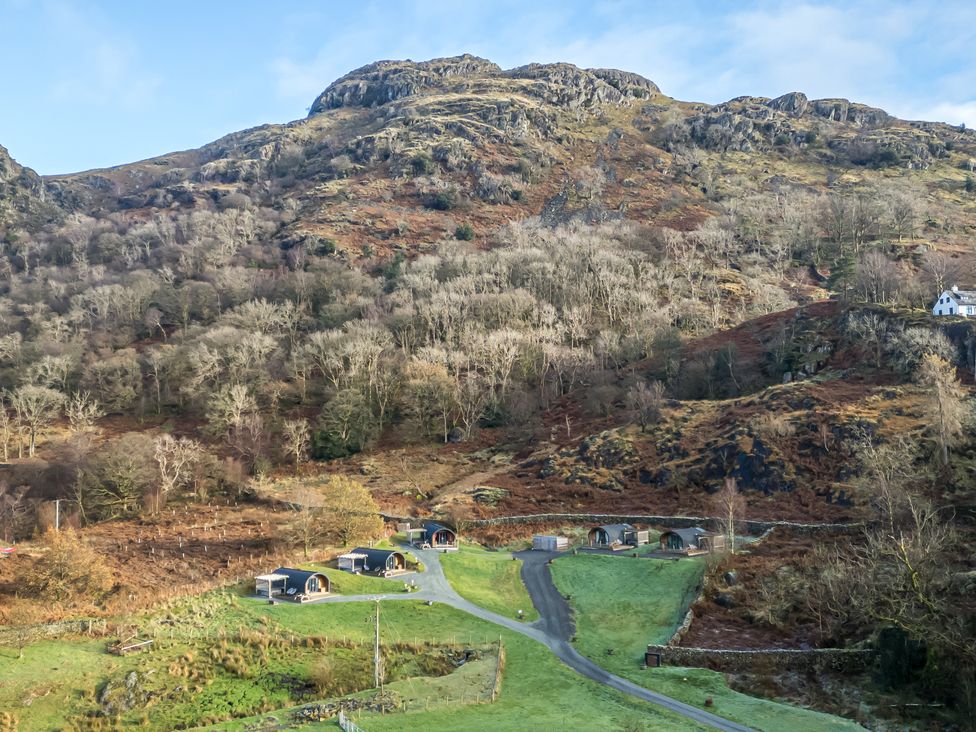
[950,307,954,314]
[940,297,944,303]
[938,309,943,315]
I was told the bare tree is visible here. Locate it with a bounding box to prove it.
[626,379,665,433]
[845,312,888,369]
[65,391,103,432]
[917,354,968,467]
[9,385,65,457]
[153,434,203,513]
[284,488,327,559]
[712,477,745,553]
[282,419,310,464]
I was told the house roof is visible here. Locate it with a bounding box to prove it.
[350,547,403,566]
[255,573,289,582]
[945,289,976,305]
[423,521,455,535]
[593,523,635,535]
[662,527,711,546]
[273,567,327,588]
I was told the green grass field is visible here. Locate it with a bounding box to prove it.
[296,563,417,595]
[440,543,539,622]
[550,554,864,732]
[2,592,706,731]
[211,598,707,731]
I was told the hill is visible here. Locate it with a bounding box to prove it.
[0,55,974,728]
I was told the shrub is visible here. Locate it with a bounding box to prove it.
[18,529,113,603]
[751,413,796,441]
[454,223,474,240]
[410,152,435,176]
[427,190,457,211]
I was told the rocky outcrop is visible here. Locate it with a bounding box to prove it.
[589,68,661,97]
[309,54,502,113]
[767,91,809,115]
[507,63,655,108]
[309,56,661,116]
[0,144,60,228]
[809,98,890,127]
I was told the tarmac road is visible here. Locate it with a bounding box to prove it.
[283,545,756,732]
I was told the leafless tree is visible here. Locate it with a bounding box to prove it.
[9,385,65,457]
[282,419,310,464]
[712,477,745,553]
[153,434,203,513]
[917,354,968,467]
[65,391,103,432]
[625,379,665,432]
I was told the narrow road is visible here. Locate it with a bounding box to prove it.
[303,546,755,732]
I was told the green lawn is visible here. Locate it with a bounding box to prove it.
[440,543,539,622]
[551,553,703,649]
[550,554,864,732]
[297,563,417,595]
[0,638,124,731]
[219,598,708,731]
[3,592,707,732]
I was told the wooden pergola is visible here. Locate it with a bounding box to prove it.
[255,572,289,598]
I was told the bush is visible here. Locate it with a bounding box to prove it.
[410,152,435,176]
[751,413,796,441]
[454,223,474,240]
[18,529,113,604]
[428,190,457,211]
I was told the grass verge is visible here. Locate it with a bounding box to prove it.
[550,553,863,732]
[440,543,539,622]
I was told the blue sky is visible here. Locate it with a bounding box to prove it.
[2,0,975,174]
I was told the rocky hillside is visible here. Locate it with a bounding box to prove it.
[0,144,60,231]
[29,54,976,268]
[1,55,976,524]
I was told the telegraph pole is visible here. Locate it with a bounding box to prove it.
[373,599,383,690]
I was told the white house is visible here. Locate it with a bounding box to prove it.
[933,286,976,317]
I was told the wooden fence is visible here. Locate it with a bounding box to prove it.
[490,637,506,702]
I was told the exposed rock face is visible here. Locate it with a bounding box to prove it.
[309,54,502,113]
[309,55,661,115]
[809,98,890,127]
[681,89,942,166]
[589,68,661,98]
[0,144,60,228]
[508,63,657,108]
[767,91,809,116]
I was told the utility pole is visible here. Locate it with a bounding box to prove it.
[373,599,383,690]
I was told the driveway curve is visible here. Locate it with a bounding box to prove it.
[300,545,755,732]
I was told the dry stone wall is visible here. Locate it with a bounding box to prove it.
[645,644,876,674]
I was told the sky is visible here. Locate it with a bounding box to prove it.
[1,0,975,175]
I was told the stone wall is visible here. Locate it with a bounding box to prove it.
[0,618,107,647]
[383,512,866,536]
[644,644,876,674]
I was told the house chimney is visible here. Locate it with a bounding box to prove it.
[952,285,960,293]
